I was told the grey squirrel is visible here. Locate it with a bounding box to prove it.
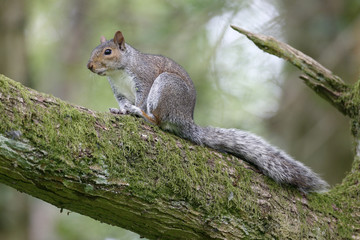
[87,30,329,193]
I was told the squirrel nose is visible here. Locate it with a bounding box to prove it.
[87,62,93,71]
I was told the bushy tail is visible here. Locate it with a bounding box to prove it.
[179,123,329,193]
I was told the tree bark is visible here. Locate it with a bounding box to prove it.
[1,27,360,239]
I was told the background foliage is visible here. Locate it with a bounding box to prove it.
[0,0,359,239]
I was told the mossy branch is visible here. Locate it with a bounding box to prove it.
[230,25,357,118]
[0,74,359,239]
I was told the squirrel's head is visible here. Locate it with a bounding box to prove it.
[87,31,127,76]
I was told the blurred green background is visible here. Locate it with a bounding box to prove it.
[1,0,359,239]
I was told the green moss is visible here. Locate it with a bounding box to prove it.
[3,74,357,238]
[304,182,357,239]
[114,127,256,215]
[0,74,12,91]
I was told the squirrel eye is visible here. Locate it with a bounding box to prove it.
[104,49,112,55]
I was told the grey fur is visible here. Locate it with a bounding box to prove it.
[87,32,329,193]
[179,123,329,193]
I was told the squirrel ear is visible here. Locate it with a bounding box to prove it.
[100,36,106,43]
[114,31,126,50]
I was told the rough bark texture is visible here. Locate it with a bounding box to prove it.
[0,27,360,239]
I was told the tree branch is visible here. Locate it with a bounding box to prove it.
[230,25,356,117]
[0,71,358,240]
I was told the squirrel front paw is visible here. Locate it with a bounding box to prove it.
[109,108,128,115]
[109,104,142,116]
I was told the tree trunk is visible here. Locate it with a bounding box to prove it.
[1,27,359,239]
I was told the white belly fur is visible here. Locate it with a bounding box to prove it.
[107,70,136,104]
